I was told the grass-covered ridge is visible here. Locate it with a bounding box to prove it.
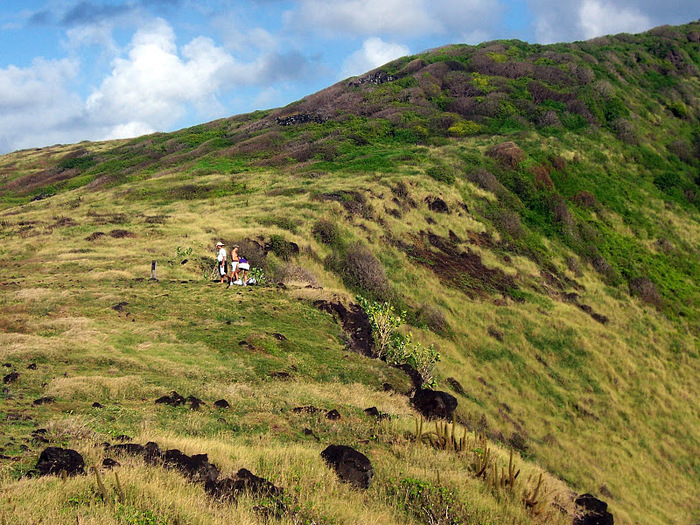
[1,21,699,525]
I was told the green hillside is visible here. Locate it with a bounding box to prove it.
[1,21,699,525]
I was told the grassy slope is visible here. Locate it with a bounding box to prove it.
[1,21,700,525]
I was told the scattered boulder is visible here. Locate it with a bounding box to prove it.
[206,468,283,501]
[155,391,186,406]
[102,458,120,469]
[107,443,145,456]
[271,333,287,341]
[411,389,458,420]
[35,447,85,477]
[214,399,230,409]
[92,402,104,408]
[321,445,373,489]
[187,396,205,410]
[32,396,56,406]
[164,449,219,485]
[425,197,449,213]
[293,406,322,414]
[27,363,37,370]
[364,407,391,421]
[3,372,19,384]
[115,435,132,442]
[326,409,341,420]
[269,371,291,380]
[574,493,614,525]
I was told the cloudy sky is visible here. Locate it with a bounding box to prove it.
[0,1,697,153]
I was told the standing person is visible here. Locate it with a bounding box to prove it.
[228,245,240,287]
[216,242,227,284]
[237,255,250,285]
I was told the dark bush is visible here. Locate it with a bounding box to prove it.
[574,191,599,208]
[312,218,343,248]
[468,168,501,194]
[491,208,524,238]
[416,304,448,334]
[486,142,525,169]
[339,242,391,300]
[629,277,663,307]
[266,235,299,261]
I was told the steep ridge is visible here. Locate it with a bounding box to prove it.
[0,21,699,525]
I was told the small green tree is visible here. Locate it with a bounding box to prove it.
[357,296,441,387]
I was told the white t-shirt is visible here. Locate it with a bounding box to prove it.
[217,247,227,262]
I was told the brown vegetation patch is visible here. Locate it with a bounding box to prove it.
[629,277,663,307]
[85,231,105,241]
[108,229,136,238]
[393,231,517,299]
[52,216,78,228]
[486,142,525,169]
[87,211,128,225]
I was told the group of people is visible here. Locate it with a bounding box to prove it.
[216,241,251,287]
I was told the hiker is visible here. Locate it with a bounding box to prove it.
[216,242,227,284]
[228,245,240,287]
[238,255,250,285]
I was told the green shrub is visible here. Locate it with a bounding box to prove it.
[357,296,441,387]
[426,163,455,184]
[312,218,343,248]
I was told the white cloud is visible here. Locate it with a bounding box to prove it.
[286,0,500,38]
[85,18,237,138]
[578,0,651,39]
[0,57,88,152]
[340,37,410,78]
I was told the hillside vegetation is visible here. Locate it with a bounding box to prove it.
[1,21,699,525]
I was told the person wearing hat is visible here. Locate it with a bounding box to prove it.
[216,242,227,284]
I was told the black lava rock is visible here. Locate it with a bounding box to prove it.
[326,409,341,420]
[574,494,614,525]
[321,445,373,489]
[214,399,230,409]
[411,389,458,420]
[36,447,85,477]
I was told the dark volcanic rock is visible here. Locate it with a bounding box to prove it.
[293,405,322,414]
[102,458,120,469]
[326,409,341,420]
[214,399,230,409]
[364,407,390,421]
[187,396,205,410]
[108,443,145,456]
[164,449,219,484]
[574,494,614,525]
[206,468,283,501]
[426,197,449,213]
[313,300,373,357]
[92,402,104,408]
[3,372,19,384]
[155,391,186,406]
[27,363,37,370]
[32,396,56,406]
[36,447,85,477]
[411,389,458,420]
[321,445,373,489]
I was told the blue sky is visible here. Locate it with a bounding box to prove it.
[0,1,697,153]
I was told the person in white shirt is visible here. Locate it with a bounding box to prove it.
[216,242,227,284]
